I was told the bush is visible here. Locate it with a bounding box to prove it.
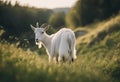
[66,0,120,28]
[48,12,65,29]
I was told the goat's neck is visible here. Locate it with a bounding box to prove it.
[41,33,52,54]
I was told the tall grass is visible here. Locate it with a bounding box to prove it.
[76,13,120,45]
[76,13,120,82]
[0,41,111,82]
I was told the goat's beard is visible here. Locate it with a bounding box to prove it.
[36,41,42,48]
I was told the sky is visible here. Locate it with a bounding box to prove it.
[5,0,77,9]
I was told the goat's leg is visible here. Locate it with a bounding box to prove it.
[69,50,75,63]
[48,56,51,63]
[53,57,58,64]
[70,56,74,63]
[58,56,63,63]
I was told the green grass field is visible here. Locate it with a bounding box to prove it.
[0,42,112,82]
[0,14,120,82]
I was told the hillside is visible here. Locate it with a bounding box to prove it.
[52,7,70,13]
[0,14,120,82]
[76,13,120,81]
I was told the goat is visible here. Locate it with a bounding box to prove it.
[31,22,77,63]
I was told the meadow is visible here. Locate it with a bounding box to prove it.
[0,14,120,82]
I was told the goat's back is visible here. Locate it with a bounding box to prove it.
[51,28,76,58]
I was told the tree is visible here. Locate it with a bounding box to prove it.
[0,1,53,37]
[48,12,65,29]
[66,0,120,28]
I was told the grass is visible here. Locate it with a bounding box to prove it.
[76,13,120,45]
[76,13,120,82]
[0,42,111,82]
[0,14,120,82]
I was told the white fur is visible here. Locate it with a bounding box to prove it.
[31,24,77,63]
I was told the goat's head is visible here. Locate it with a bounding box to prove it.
[30,22,49,48]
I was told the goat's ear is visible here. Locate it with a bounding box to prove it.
[44,25,50,31]
[30,25,35,31]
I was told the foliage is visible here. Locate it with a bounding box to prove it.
[76,14,120,81]
[66,0,120,28]
[0,0,54,51]
[48,12,65,29]
[76,13,120,45]
[0,42,110,82]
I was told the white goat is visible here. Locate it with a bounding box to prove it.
[31,23,77,63]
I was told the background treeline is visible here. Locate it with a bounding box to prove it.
[0,1,52,37]
[0,0,53,51]
[66,0,120,28]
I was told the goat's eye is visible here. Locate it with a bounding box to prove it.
[41,31,44,34]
